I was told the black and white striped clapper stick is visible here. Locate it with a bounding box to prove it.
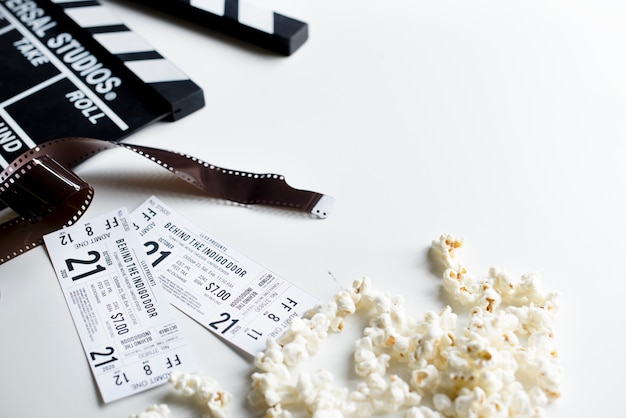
[52,0,204,120]
[120,0,308,56]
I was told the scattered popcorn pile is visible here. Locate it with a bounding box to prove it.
[248,234,561,417]
[131,234,562,418]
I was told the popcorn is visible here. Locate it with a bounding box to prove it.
[335,290,357,316]
[411,364,440,390]
[354,337,391,376]
[263,404,292,418]
[405,405,443,418]
[247,234,562,418]
[131,234,561,418]
[130,404,170,418]
[254,338,290,378]
[169,371,232,418]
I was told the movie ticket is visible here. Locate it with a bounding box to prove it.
[131,196,319,356]
[43,207,199,403]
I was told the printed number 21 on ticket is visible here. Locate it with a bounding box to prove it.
[44,208,199,403]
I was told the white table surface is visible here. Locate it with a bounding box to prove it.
[2,0,624,416]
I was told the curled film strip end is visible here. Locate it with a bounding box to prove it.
[0,154,94,265]
[1,156,89,222]
[311,195,334,219]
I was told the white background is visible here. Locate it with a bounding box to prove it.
[1,0,625,416]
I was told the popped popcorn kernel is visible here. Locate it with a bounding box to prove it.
[169,371,232,418]
[385,335,396,346]
[129,404,170,418]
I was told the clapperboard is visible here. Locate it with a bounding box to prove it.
[0,0,206,168]
[125,0,308,55]
[0,0,308,168]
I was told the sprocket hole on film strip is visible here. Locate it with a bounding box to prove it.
[0,137,333,265]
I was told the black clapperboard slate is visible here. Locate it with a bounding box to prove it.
[0,0,204,168]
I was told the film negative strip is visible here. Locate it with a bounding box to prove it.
[0,0,204,167]
[0,137,334,265]
[122,0,308,55]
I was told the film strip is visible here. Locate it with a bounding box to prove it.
[0,137,334,265]
[121,0,308,55]
[0,0,204,167]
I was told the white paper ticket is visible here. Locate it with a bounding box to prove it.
[43,208,199,403]
[131,196,319,356]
